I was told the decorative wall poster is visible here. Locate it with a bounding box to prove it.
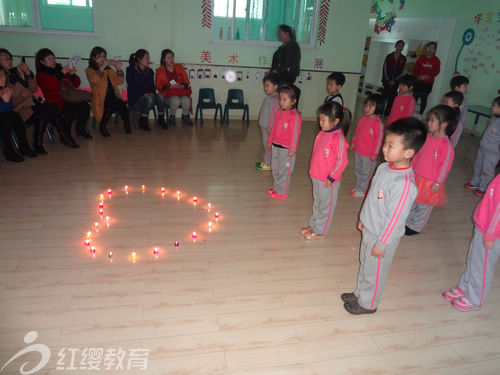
[201,0,212,29]
[371,0,406,34]
[317,0,331,46]
[456,9,500,77]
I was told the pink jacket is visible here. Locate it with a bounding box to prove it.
[412,134,454,185]
[309,128,349,183]
[351,116,385,158]
[268,108,301,153]
[474,174,500,241]
[387,94,416,125]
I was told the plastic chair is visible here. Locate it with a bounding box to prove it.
[195,88,222,124]
[223,89,249,124]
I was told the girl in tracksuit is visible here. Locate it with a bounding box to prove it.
[350,94,385,197]
[301,101,349,240]
[267,85,302,200]
[443,173,500,311]
[405,105,458,235]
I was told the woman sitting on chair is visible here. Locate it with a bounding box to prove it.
[155,49,192,126]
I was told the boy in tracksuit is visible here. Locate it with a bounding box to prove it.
[465,97,500,197]
[387,75,416,125]
[443,173,500,311]
[342,117,427,314]
[256,73,279,171]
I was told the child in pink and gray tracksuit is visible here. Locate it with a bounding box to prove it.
[443,173,500,311]
[267,85,302,200]
[405,105,458,235]
[350,94,385,198]
[301,101,349,240]
[387,75,416,125]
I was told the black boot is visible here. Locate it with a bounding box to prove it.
[99,122,110,137]
[76,126,93,139]
[182,114,193,126]
[168,115,176,127]
[158,115,168,129]
[33,120,47,155]
[54,117,79,148]
[139,117,151,131]
[13,131,37,157]
[3,145,24,163]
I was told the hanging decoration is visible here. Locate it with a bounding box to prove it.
[454,28,475,73]
[317,0,331,46]
[201,0,212,29]
[371,0,406,34]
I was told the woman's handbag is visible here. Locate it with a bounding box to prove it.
[60,79,92,103]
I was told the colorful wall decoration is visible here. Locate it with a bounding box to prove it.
[371,0,406,34]
[201,0,212,29]
[317,0,331,46]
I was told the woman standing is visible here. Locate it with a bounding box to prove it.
[413,42,441,115]
[381,40,407,116]
[270,24,301,85]
[126,49,166,130]
[86,46,131,137]
[155,49,192,126]
[35,48,89,148]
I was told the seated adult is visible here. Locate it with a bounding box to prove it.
[126,48,166,130]
[35,48,90,148]
[155,49,193,126]
[0,66,36,162]
[86,46,131,137]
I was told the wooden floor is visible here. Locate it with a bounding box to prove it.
[1,103,499,374]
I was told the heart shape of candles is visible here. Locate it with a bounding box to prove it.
[83,185,222,261]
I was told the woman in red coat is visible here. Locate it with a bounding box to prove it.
[156,49,192,126]
[413,42,441,115]
[35,48,90,148]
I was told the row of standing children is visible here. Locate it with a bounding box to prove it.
[255,69,500,314]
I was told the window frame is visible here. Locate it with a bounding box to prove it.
[210,0,320,48]
[0,0,96,36]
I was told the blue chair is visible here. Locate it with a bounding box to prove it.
[195,88,222,124]
[223,89,249,124]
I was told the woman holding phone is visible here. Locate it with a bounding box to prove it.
[86,46,131,137]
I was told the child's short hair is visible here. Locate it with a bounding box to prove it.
[429,104,459,138]
[327,72,345,86]
[386,117,427,155]
[365,93,384,115]
[279,84,301,108]
[318,101,351,136]
[493,96,500,107]
[399,74,416,88]
[263,72,279,86]
[450,75,469,90]
[443,90,464,106]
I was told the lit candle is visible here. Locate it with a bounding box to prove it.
[174,241,179,247]
[192,231,197,239]
[107,189,112,196]
[85,239,91,247]
[153,247,159,255]
[108,251,113,258]
[215,212,220,219]
[124,185,128,191]
[131,251,136,258]
[161,187,165,193]
[176,190,180,199]
[207,203,211,211]
[208,221,213,232]
[94,222,99,230]
[193,196,198,203]
[141,185,146,193]
[99,194,104,200]
[99,208,104,216]
[86,231,92,239]
[90,246,96,254]
[99,201,104,208]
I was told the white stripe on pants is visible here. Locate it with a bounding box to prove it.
[260,126,271,165]
[354,153,376,194]
[471,147,500,192]
[309,177,340,235]
[355,228,400,310]
[458,227,500,306]
[406,202,434,232]
[271,145,296,195]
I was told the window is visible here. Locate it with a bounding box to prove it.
[213,0,317,45]
[0,0,94,33]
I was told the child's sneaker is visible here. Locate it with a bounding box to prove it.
[256,162,271,171]
[267,189,276,196]
[452,296,480,312]
[464,182,478,190]
[473,189,485,197]
[272,192,288,200]
[442,287,465,301]
[350,190,366,198]
[300,226,312,236]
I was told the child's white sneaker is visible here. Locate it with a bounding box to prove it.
[442,287,465,301]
